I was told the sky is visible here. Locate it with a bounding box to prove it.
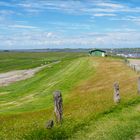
[0,0,140,49]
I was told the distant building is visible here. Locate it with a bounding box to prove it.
[116,53,128,58]
[89,49,106,57]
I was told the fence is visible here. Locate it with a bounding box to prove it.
[125,59,140,73]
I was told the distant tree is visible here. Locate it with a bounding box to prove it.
[3,50,9,52]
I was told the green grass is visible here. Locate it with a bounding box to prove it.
[0,56,93,114]
[0,52,140,140]
[0,52,85,73]
[70,97,140,140]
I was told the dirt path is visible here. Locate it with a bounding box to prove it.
[0,61,60,87]
[129,59,140,65]
[128,59,140,72]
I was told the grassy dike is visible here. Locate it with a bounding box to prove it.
[0,53,140,140]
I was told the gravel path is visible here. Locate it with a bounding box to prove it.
[0,61,60,87]
[128,59,140,72]
[129,59,140,65]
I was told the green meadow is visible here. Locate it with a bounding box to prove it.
[0,52,140,140]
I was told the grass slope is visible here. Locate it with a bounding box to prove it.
[0,53,140,140]
[71,100,140,140]
[0,56,94,114]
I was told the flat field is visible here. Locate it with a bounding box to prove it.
[0,52,140,140]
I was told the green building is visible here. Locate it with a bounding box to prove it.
[89,49,106,57]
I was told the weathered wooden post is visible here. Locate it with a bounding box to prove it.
[53,91,63,123]
[114,82,121,103]
[133,65,136,71]
[138,77,140,94]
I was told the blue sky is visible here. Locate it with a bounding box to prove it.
[0,0,140,49]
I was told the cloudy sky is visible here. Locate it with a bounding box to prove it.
[0,0,140,49]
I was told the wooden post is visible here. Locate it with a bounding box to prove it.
[53,91,63,123]
[114,82,120,103]
[138,77,140,94]
[134,65,136,71]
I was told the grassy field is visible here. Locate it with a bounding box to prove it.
[0,52,84,73]
[0,52,140,140]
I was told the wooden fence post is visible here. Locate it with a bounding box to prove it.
[114,82,121,103]
[53,91,63,123]
[138,77,140,94]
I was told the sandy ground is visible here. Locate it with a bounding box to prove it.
[0,61,60,87]
[128,59,140,72]
[129,59,140,65]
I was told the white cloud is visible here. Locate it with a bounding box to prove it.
[0,0,140,49]
[8,24,38,29]
[95,2,124,9]
[0,0,140,17]
[110,16,140,25]
[0,10,14,15]
[93,13,116,17]
[0,30,140,48]
[17,0,140,16]
[1,0,140,22]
